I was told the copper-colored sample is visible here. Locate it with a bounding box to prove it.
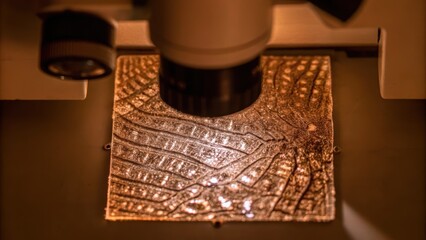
[106,55,334,222]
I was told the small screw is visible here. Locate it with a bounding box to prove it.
[333,146,342,154]
[103,143,111,151]
[212,220,223,229]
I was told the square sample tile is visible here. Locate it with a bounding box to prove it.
[106,55,334,222]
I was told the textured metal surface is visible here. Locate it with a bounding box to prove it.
[106,55,334,222]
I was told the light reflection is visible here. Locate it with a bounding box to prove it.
[218,196,232,208]
[209,177,219,184]
[241,176,251,183]
[222,201,232,208]
[343,202,391,240]
[243,200,252,211]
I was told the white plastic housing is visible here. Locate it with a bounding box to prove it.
[149,0,272,69]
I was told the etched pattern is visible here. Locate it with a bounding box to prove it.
[106,55,334,222]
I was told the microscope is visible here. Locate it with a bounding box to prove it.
[1,0,424,113]
[37,0,362,116]
[148,0,361,117]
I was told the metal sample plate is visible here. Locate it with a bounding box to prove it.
[106,55,334,222]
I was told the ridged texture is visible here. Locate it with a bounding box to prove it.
[106,55,334,222]
[41,41,116,71]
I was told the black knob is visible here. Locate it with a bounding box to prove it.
[40,10,116,80]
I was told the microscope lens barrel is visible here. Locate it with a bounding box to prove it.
[149,0,272,116]
[159,56,262,117]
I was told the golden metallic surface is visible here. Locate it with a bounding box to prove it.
[106,55,334,222]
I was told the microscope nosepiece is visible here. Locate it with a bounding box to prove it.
[159,56,262,117]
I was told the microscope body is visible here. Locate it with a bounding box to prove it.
[1,0,424,105]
